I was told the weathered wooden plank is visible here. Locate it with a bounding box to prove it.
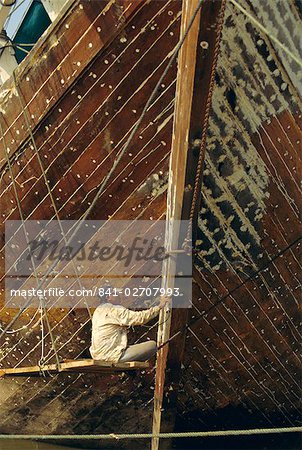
[1,359,149,376]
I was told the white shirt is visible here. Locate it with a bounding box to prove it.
[89,303,161,363]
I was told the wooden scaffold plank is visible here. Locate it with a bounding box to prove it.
[0,359,149,376]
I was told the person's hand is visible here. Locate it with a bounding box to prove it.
[159,295,171,308]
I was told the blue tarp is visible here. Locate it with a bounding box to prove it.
[13,0,51,63]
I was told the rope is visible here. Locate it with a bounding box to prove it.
[229,0,302,68]
[41,298,60,369]
[38,299,47,376]
[39,300,44,364]
[0,0,209,341]
[183,0,227,248]
[13,73,92,319]
[0,115,61,368]
[23,214,166,366]
[0,308,40,335]
[13,44,29,54]
[0,427,300,440]
[0,117,42,336]
[12,42,36,46]
[0,42,31,58]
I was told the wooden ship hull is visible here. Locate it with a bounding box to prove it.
[0,0,301,448]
